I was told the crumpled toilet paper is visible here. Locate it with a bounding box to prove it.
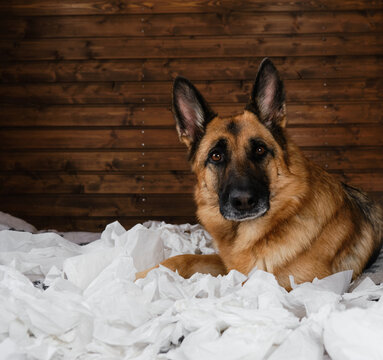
[0,220,382,359]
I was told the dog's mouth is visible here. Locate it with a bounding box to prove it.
[219,200,270,222]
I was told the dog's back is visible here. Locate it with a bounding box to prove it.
[337,182,383,271]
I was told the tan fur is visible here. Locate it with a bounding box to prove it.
[135,254,227,279]
[137,111,382,290]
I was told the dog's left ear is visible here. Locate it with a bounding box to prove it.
[172,76,216,149]
[247,58,287,129]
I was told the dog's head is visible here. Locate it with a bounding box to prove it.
[172,58,290,222]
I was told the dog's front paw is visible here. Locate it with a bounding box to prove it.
[135,266,157,280]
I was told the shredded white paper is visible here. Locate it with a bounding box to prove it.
[0,220,383,360]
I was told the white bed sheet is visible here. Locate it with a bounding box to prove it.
[0,213,383,360]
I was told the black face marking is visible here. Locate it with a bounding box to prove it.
[342,183,374,222]
[248,138,274,162]
[227,121,240,136]
[243,105,287,152]
[218,167,270,221]
[205,138,228,167]
[269,124,287,151]
[215,138,270,222]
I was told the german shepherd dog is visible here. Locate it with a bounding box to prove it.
[136,58,382,290]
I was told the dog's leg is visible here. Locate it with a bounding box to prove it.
[135,254,227,280]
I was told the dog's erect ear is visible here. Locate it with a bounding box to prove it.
[247,58,286,129]
[172,76,216,149]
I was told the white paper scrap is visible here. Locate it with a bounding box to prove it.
[0,220,382,359]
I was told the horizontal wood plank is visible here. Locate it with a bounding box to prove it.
[2,0,383,16]
[289,126,383,147]
[0,147,382,172]
[0,171,382,194]
[0,173,195,194]
[1,79,382,105]
[303,148,383,171]
[2,103,382,127]
[2,56,383,83]
[0,151,191,172]
[336,172,383,192]
[0,194,196,217]
[2,12,383,39]
[1,126,383,149]
[2,35,383,61]
[20,216,198,232]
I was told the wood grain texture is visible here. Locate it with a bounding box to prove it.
[2,56,383,83]
[2,35,383,61]
[1,126,383,149]
[17,216,198,232]
[2,12,383,39]
[0,103,383,128]
[0,171,381,195]
[0,194,196,217]
[1,1,382,231]
[0,148,382,172]
[0,150,191,172]
[1,79,382,105]
[2,0,383,16]
[2,103,382,127]
[0,173,195,194]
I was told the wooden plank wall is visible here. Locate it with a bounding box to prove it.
[0,0,382,231]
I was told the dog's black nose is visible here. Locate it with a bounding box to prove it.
[229,189,256,212]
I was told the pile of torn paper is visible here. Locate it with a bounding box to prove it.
[0,217,383,360]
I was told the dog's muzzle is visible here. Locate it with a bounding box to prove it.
[219,186,270,221]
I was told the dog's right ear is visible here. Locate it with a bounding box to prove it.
[247,58,286,130]
[172,76,216,149]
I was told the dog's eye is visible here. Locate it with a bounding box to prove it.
[255,146,266,156]
[210,152,222,162]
